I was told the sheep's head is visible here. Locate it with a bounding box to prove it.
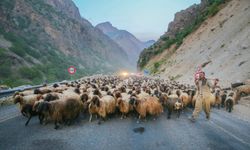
[44,94,58,102]
[34,89,42,94]
[129,97,138,107]
[107,91,114,97]
[159,94,168,105]
[174,99,183,110]
[53,84,59,88]
[215,89,220,97]
[14,95,23,104]
[119,86,126,93]
[13,91,20,98]
[127,90,133,95]
[114,91,122,99]
[80,93,89,103]
[92,96,100,107]
[145,89,151,95]
[93,89,101,97]
[74,88,81,95]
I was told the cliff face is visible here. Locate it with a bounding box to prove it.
[0,0,129,86]
[96,22,154,69]
[138,0,214,69]
[138,0,250,86]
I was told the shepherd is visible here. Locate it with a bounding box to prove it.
[189,66,219,122]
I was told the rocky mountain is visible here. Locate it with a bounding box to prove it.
[138,0,250,86]
[0,0,130,87]
[143,40,156,48]
[96,22,154,69]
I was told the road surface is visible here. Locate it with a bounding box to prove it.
[0,105,250,150]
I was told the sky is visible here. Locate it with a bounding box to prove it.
[72,0,200,41]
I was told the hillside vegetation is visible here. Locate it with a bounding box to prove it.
[0,0,129,87]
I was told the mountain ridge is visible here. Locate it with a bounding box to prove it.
[0,0,130,86]
[96,22,155,69]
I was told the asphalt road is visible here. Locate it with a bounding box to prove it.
[0,105,250,150]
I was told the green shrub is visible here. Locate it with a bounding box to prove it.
[19,67,42,80]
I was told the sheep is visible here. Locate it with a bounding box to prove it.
[163,94,183,119]
[88,95,116,123]
[116,92,133,119]
[14,94,43,108]
[36,98,83,129]
[225,91,236,113]
[129,96,163,123]
[13,90,34,97]
[176,90,190,108]
[220,90,227,108]
[214,89,222,109]
[13,94,44,126]
[235,84,250,102]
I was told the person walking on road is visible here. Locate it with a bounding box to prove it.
[189,70,219,122]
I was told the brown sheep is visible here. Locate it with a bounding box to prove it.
[116,93,133,119]
[177,90,190,108]
[214,89,222,109]
[235,84,250,102]
[36,98,83,129]
[13,94,43,126]
[88,95,116,122]
[129,96,163,122]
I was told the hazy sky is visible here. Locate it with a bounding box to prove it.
[72,0,200,41]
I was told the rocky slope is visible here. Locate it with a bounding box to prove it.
[138,0,250,87]
[96,22,155,69]
[0,0,130,87]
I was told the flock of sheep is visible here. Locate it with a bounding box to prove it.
[13,75,250,129]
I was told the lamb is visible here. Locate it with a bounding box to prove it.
[36,98,83,129]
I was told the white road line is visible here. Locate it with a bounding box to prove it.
[210,120,250,147]
[0,114,20,123]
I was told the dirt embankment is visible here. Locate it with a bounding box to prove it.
[148,0,250,88]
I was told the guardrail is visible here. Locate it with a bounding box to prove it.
[0,84,44,99]
[0,81,69,99]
